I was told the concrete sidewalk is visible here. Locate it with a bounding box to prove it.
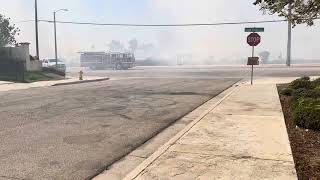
[0,76,108,92]
[0,81,14,85]
[124,78,297,180]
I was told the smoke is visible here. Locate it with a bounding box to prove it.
[1,0,320,64]
[149,0,320,63]
[147,0,285,63]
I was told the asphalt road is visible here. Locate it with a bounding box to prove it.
[2,65,320,180]
[69,65,320,79]
[0,73,239,180]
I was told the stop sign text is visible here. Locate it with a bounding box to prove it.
[247,33,261,46]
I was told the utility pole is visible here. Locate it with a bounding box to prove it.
[286,3,292,66]
[35,0,39,59]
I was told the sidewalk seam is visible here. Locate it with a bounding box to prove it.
[209,113,282,117]
[169,150,294,163]
[123,83,241,180]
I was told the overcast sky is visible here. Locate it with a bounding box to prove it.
[1,0,320,62]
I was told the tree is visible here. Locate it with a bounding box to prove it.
[254,0,320,26]
[259,51,271,64]
[128,39,138,53]
[0,14,20,47]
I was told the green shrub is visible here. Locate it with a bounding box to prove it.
[291,88,320,99]
[300,89,320,99]
[289,77,313,90]
[281,88,293,96]
[300,76,310,81]
[291,88,306,98]
[312,77,320,87]
[285,77,320,131]
[293,98,320,131]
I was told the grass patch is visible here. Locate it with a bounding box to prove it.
[0,71,65,83]
[24,71,64,83]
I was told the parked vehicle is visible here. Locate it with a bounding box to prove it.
[79,52,135,70]
[42,59,66,73]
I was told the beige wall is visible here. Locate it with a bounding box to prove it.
[29,61,42,71]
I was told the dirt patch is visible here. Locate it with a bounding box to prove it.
[278,85,320,180]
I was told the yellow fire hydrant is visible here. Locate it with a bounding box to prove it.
[79,70,84,80]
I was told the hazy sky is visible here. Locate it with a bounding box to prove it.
[1,0,320,62]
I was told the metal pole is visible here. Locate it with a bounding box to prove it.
[251,46,254,85]
[54,12,58,67]
[35,0,39,59]
[286,3,292,66]
[252,46,254,57]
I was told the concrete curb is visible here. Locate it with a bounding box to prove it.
[123,82,242,180]
[52,78,110,86]
[0,82,14,86]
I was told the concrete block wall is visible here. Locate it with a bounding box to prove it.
[0,46,25,62]
[0,43,42,72]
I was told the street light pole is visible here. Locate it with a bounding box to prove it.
[35,0,39,59]
[54,11,58,67]
[53,9,68,67]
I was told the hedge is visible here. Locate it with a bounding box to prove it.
[282,77,320,131]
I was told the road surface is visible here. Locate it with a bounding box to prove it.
[2,65,320,180]
[0,72,239,180]
[69,65,320,79]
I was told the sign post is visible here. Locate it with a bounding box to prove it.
[246,30,262,85]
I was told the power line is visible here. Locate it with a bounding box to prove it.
[13,19,288,26]
[12,20,34,23]
[39,19,288,26]
[13,18,319,27]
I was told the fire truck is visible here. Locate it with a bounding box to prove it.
[80,52,135,70]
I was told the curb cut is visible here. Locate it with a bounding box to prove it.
[52,78,110,86]
[123,82,242,180]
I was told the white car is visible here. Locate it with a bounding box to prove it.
[42,59,66,72]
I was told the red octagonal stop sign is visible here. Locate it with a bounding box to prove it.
[247,33,261,46]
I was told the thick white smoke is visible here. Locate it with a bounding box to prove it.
[1,0,320,64]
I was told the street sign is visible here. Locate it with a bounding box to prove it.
[245,27,264,32]
[245,30,262,85]
[247,33,261,47]
[247,57,259,65]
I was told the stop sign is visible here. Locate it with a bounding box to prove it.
[247,33,261,46]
